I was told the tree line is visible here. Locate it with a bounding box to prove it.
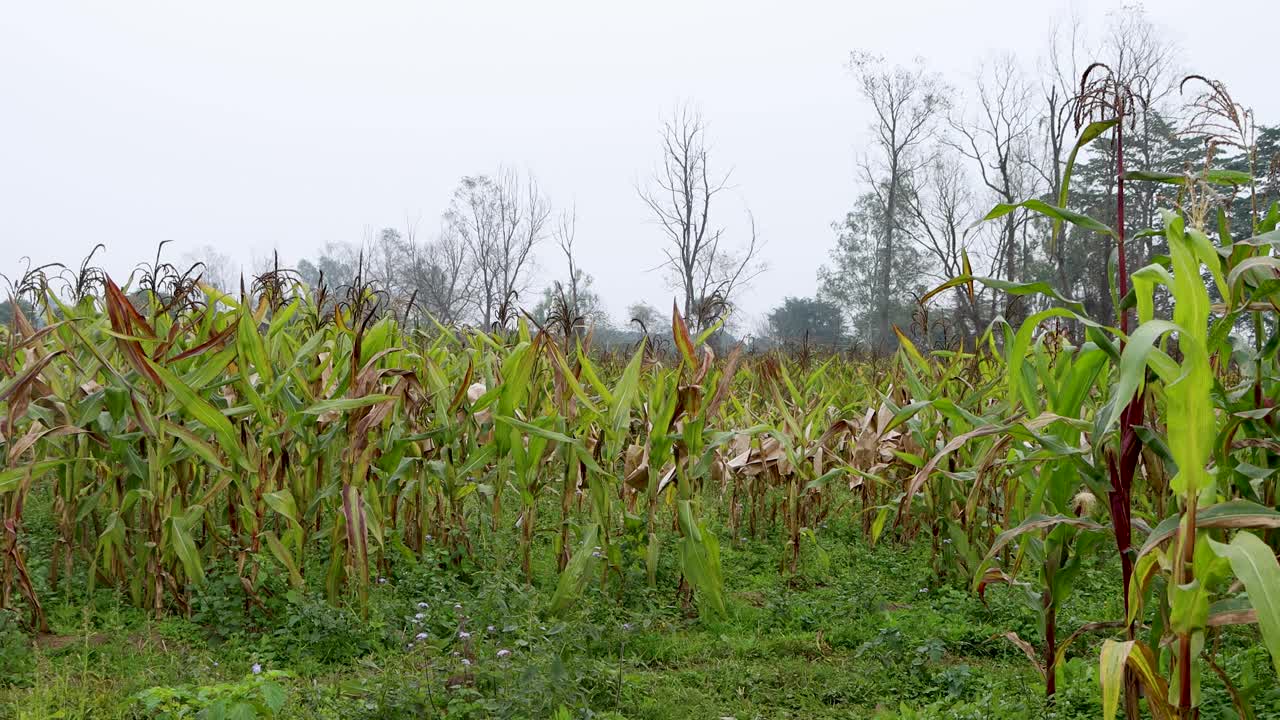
[807,7,1280,352]
[13,6,1274,355]
[175,106,764,351]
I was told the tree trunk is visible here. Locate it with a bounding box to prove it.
[880,157,900,343]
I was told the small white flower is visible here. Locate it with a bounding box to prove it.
[417,602,429,609]
[497,648,511,658]
[486,625,496,633]
[415,632,428,640]
[414,613,425,620]
[377,577,387,584]
[426,534,433,541]
[461,658,472,666]
[251,663,262,675]
[919,587,928,594]
[458,631,471,639]
[454,603,463,611]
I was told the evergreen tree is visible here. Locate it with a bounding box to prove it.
[766,297,846,347]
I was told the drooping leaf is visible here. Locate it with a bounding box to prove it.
[1210,531,1280,677]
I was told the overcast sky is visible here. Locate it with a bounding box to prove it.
[3,1,1278,328]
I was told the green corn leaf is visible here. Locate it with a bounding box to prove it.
[168,517,205,587]
[549,523,599,614]
[1210,531,1280,677]
[973,514,1105,591]
[1101,319,1179,432]
[161,420,229,473]
[0,459,71,494]
[145,358,249,472]
[262,530,305,590]
[1051,118,1118,251]
[264,489,300,526]
[301,395,394,414]
[237,304,273,385]
[495,414,575,445]
[1098,639,1131,720]
[982,198,1114,237]
[1124,168,1252,186]
[1136,500,1280,561]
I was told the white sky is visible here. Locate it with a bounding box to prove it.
[3,1,1278,328]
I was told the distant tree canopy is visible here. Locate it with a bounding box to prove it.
[819,7,1280,353]
[767,296,846,347]
[296,242,360,292]
[84,4,1280,357]
[819,193,925,348]
[0,297,38,328]
[530,269,611,333]
[626,301,662,335]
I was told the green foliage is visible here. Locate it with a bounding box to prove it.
[134,670,289,719]
[0,609,33,687]
[819,192,927,347]
[766,296,848,347]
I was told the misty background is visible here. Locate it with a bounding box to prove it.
[3,0,1279,342]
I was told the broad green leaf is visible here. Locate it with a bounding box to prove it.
[145,358,248,472]
[1055,119,1119,250]
[1099,639,1131,720]
[550,523,599,614]
[0,459,71,494]
[495,414,574,444]
[1210,531,1280,676]
[1125,168,1252,186]
[1101,319,1179,432]
[262,530,305,590]
[168,517,205,586]
[973,514,1105,590]
[264,489,300,525]
[301,395,394,414]
[983,198,1114,237]
[1135,500,1280,560]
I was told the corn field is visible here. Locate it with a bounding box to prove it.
[6,112,1280,719]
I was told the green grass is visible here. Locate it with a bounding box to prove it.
[3,498,1278,719]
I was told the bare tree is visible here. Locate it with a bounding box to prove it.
[1034,7,1179,326]
[639,104,763,332]
[181,244,237,292]
[540,206,601,337]
[850,53,949,341]
[532,209,611,343]
[446,176,499,326]
[627,301,660,335]
[365,226,405,296]
[445,169,549,329]
[905,154,975,282]
[352,226,408,323]
[1038,15,1087,293]
[903,153,984,338]
[401,229,476,327]
[1103,6,1180,258]
[948,55,1039,323]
